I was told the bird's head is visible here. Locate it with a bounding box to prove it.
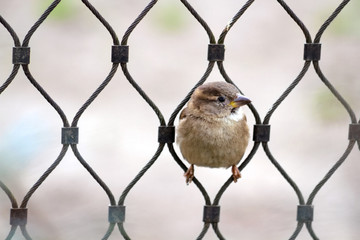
[188,81,251,119]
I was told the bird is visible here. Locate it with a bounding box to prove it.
[176,81,251,184]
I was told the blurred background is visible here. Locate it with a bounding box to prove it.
[0,0,359,239]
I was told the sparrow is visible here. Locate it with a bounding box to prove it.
[176,81,251,184]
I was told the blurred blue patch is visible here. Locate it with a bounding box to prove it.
[0,114,49,179]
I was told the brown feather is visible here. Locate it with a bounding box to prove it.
[176,81,250,169]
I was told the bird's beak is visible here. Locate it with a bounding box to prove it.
[229,94,251,108]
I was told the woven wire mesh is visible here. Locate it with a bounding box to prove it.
[1,0,360,239]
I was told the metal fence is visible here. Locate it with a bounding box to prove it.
[1,0,359,239]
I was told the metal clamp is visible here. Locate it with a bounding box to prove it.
[13,47,30,65]
[349,123,360,141]
[304,43,321,61]
[61,127,79,144]
[112,45,129,63]
[203,205,220,223]
[349,123,360,149]
[208,44,225,62]
[158,126,175,143]
[253,124,271,143]
[297,205,314,223]
[10,208,28,226]
[108,205,126,223]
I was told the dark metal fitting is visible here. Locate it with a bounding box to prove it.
[12,47,30,65]
[108,205,126,223]
[158,126,175,143]
[10,208,28,226]
[304,43,321,61]
[349,123,360,149]
[61,127,79,144]
[112,45,129,63]
[203,205,220,223]
[297,205,314,223]
[208,44,225,62]
[349,123,360,141]
[253,124,271,143]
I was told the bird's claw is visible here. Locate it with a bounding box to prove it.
[231,165,241,183]
[184,164,194,185]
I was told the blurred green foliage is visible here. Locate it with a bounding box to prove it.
[319,1,360,37]
[151,2,187,32]
[37,0,77,21]
[312,88,348,122]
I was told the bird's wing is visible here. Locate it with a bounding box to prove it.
[179,107,188,120]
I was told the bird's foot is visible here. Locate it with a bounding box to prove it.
[231,165,241,183]
[184,164,194,185]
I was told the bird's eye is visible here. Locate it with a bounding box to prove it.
[217,96,226,102]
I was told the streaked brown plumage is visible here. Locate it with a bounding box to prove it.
[176,81,250,184]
